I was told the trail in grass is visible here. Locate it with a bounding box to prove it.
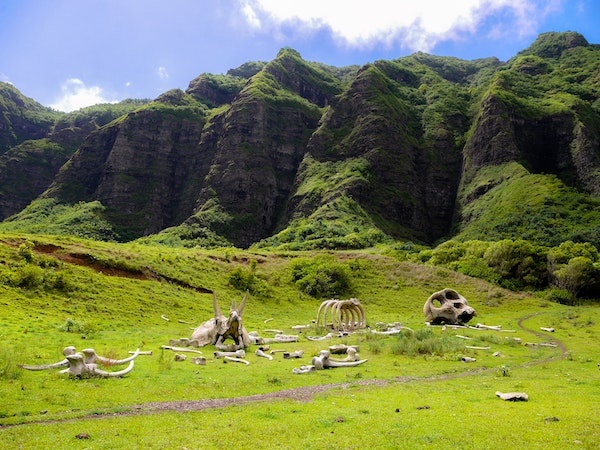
[1,313,568,429]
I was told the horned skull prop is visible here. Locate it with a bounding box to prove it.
[190,291,251,351]
[423,288,477,325]
[19,346,140,378]
[316,298,366,332]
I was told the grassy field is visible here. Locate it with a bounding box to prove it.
[0,233,598,449]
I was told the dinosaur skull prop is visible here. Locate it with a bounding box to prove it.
[423,288,477,325]
[190,291,251,351]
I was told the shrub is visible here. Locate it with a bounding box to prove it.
[227,264,269,295]
[552,256,600,298]
[289,256,352,298]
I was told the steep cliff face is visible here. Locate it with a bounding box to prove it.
[1,33,599,248]
[189,49,339,246]
[45,103,206,239]
[455,32,600,243]
[0,99,143,220]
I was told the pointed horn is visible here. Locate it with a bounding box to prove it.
[237,290,249,316]
[213,292,222,319]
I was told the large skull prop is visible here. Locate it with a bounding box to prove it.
[190,291,251,351]
[423,288,477,325]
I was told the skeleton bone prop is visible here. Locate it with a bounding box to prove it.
[316,298,366,332]
[249,331,299,345]
[311,350,367,370]
[214,349,246,359]
[496,391,528,401]
[18,346,76,370]
[80,348,140,365]
[58,353,136,378]
[423,288,477,325]
[190,291,251,351]
[293,365,316,374]
[20,347,141,378]
[283,350,304,359]
[255,349,273,360]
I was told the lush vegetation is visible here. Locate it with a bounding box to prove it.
[0,233,598,449]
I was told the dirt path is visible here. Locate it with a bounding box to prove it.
[1,314,567,429]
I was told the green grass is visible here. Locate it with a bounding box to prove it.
[0,233,599,448]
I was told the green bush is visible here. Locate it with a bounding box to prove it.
[289,256,352,298]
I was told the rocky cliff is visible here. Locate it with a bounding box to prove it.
[1,33,599,249]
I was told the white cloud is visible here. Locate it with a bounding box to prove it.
[157,66,169,80]
[49,78,116,112]
[0,73,10,84]
[239,0,557,51]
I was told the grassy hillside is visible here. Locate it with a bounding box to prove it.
[0,233,599,448]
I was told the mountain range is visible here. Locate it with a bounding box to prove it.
[1,31,599,250]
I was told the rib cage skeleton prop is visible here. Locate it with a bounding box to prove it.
[316,298,366,332]
[190,291,251,351]
[423,288,477,325]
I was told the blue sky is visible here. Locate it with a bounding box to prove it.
[1,0,598,112]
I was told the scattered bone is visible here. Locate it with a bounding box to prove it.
[475,323,502,331]
[129,350,152,355]
[283,350,304,359]
[455,335,472,340]
[255,349,273,360]
[161,345,203,355]
[191,356,206,365]
[496,391,528,401]
[540,327,555,332]
[169,338,191,347]
[269,349,288,354]
[223,356,250,365]
[249,331,298,344]
[424,288,477,325]
[174,353,187,362]
[493,351,503,357]
[311,350,367,369]
[329,344,359,355]
[465,346,491,350]
[262,329,284,334]
[178,319,194,325]
[264,318,274,324]
[293,365,316,374]
[292,324,311,331]
[214,349,246,359]
[161,314,170,321]
[461,356,476,362]
[269,334,299,343]
[258,345,270,352]
[306,332,347,341]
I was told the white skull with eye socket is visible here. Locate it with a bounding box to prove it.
[423,288,477,325]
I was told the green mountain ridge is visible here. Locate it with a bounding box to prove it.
[0,32,599,252]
